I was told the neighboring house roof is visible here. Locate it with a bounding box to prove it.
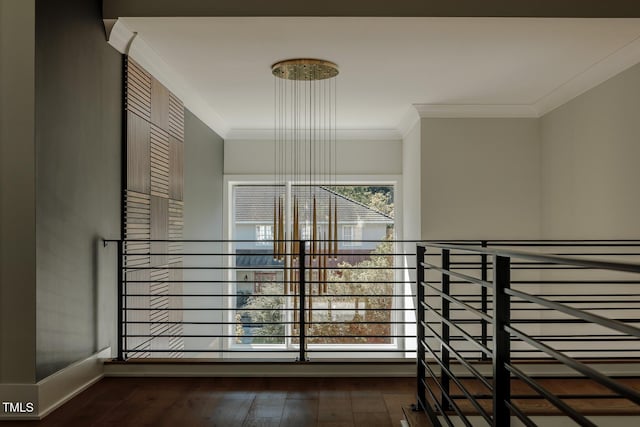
[234,185,393,224]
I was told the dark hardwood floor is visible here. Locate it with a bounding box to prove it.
[13,377,415,427]
[7,376,640,426]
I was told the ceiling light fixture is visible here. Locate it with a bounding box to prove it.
[271,58,339,298]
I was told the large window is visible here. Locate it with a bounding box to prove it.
[231,183,398,352]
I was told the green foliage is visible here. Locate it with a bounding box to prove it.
[330,186,394,218]
[309,239,394,344]
[237,240,395,345]
[239,282,286,344]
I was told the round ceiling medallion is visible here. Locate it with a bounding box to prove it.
[271,58,339,81]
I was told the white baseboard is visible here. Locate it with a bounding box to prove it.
[104,360,415,377]
[38,347,111,418]
[0,347,110,420]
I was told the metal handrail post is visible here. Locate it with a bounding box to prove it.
[493,255,511,427]
[298,240,307,361]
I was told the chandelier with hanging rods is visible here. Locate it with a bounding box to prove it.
[271,58,339,303]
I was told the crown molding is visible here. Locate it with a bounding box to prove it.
[225,128,401,141]
[106,19,230,138]
[107,17,640,137]
[397,107,420,139]
[413,103,539,118]
[534,33,640,116]
[105,19,135,54]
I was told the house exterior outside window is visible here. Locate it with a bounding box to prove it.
[342,224,362,247]
[255,225,273,245]
[231,184,401,354]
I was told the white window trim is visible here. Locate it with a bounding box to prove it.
[223,174,406,358]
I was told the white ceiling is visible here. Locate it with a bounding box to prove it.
[116,17,640,138]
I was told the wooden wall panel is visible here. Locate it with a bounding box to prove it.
[125,268,150,358]
[126,59,151,121]
[124,191,151,268]
[149,267,170,357]
[126,112,151,194]
[123,57,184,358]
[151,79,170,130]
[150,125,170,198]
[168,264,184,357]
[169,137,184,201]
[150,195,168,267]
[168,200,183,264]
[169,93,184,141]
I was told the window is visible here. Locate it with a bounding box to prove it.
[342,224,362,247]
[231,184,399,352]
[255,225,273,245]
[300,223,311,241]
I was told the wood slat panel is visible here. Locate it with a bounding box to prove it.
[150,125,170,198]
[169,137,184,201]
[126,58,151,120]
[125,191,150,267]
[150,196,168,267]
[125,269,150,358]
[151,77,170,130]
[125,58,184,357]
[126,113,151,194]
[168,92,184,141]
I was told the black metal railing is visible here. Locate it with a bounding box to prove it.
[104,239,417,361]
[416,240,640,426]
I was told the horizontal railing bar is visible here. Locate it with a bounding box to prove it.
[123,266,410,270]
[124,252,414,256]
[421,262,491,289]
[420,350,492,424]
[422,323,494,392]
[125,307,411,311]
[421,243,640,273]
[511,318,640,324]
[422,282,493,323]
[420,377,454,427]
[420,357,473,426]
[421,336,640,344]
[454,393,637,400]
[122,249,416,256]
[122,281,413,284]
[506,325,640,406]
[124,294,415,298]
[427,299,640,305]
[511,348,640,353]
[123,349,413,353]
[507,288,640,339]
[111,239,424,243]
[125,334,414,338]
[511,281,640,284]
[123,321,415,325]
[506,364,597,427]
[419,308,492,356]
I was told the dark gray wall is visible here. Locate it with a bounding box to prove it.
[35,0,122,380]
[0,0,36,384]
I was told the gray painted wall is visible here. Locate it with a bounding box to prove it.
[35,0,122,380]
[421,118,541,240]
[541,62,640,239]
[182,109,225,355]
[183,109,224,241]
[0,0,37,384]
